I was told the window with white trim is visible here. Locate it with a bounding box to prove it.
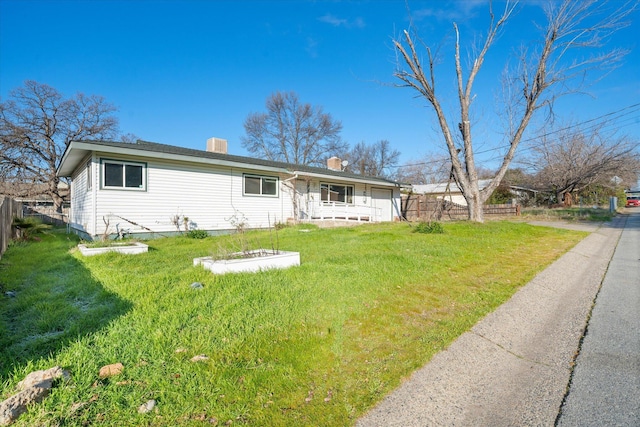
[321,183,354,204]
[243,174,278,197]
[101,159,146,190]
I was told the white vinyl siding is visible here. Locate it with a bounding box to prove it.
[66,150,401,239]
[91,156,292,236]
[69,156,96,236]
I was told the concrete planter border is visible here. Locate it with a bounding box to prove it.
[78,242,149,256]
[194,250,300,275]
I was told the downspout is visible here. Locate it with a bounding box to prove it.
[92,155,98,239]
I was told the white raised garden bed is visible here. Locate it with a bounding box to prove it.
[78,242,149,256]
[194,250,300,275]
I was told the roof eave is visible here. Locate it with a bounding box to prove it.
[293,170,400,187]
[57,140,288,176]
[57,140,402,188]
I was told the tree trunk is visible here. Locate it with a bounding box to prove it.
[563,192,573,207]
[48,176,63,214]
[465,186,485,222]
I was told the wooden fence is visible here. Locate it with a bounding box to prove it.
[401,194,520,221]
[0,197,23,259]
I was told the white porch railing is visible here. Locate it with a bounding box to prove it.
[308,202,382,222]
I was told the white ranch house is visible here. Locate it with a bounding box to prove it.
[57,139,403,240]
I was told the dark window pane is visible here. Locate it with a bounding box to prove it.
[262,178,277,195]
[125,165,143,188]
[330,184,345,202]
[245,176,260,194]
[105,163,123,187]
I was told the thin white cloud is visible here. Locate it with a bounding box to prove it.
[412,0,486,22]
[306,37,319,58]
[318,13,366,29]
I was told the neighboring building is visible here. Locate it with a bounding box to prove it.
[56,139,403,240]
[0,182,69,207]
[410,179,537,206]
[410,179,493,206]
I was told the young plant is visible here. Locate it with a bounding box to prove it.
[11,217,52,241]
[413,221,445,234]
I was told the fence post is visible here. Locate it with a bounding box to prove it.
[0,197,23,259]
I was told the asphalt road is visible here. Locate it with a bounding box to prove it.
[357,212,636,426]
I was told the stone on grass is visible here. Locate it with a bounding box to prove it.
[0,366,69,426]
[190,282,204,290]
[138,399,156,414]
[17,366,68,390]
[99,363,124,379]
[190,354,209,362]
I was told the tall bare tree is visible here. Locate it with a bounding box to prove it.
[393,0,635,221]
[344,139,400,178]
[242,91,348,167]
[525,126,639,205]
[0,80,120,212]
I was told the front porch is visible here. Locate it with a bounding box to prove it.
[304,202,382,223]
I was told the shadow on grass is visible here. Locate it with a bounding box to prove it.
[0,230,132,380]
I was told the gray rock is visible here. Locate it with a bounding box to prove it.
[138,399,156,414]
[190,282,204,290]
[0,385,50,425]
[0,366,69,426]
[17,366,68,390]
[4,291,16,298]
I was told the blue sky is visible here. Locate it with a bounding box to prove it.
[1,0,639,171]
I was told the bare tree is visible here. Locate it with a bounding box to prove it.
[525,127,639,205]
[393,0,635,221]
[394,153,451,185]
[0,80,121,212]
[242,91,348,167]
[344,139,400,178]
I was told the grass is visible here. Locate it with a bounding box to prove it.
[521,206,614,222]
[0,221,587,426]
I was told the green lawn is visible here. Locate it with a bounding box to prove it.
[0,221,586,426]
[521,206,614,222]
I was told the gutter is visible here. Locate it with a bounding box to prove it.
[292,170,399,187]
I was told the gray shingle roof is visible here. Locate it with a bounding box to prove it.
[58,139,401,186]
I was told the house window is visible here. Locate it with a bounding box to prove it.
[243,174,278,197]
[321,183,354,204]
[102,160,146,190]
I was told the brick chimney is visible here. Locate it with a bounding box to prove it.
[206,137,228,154]
[327,156,342,171]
